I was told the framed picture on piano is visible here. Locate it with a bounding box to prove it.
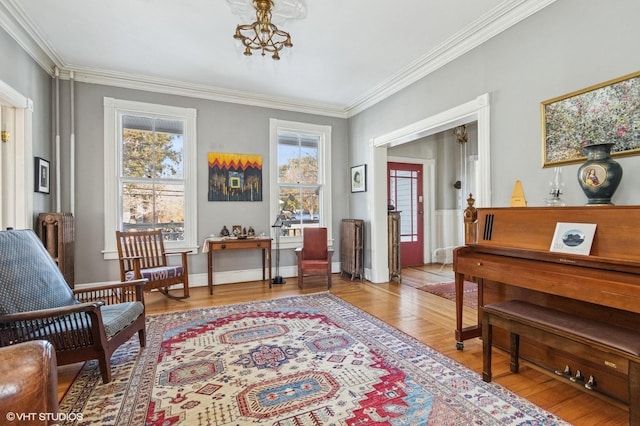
[549,222,597,255]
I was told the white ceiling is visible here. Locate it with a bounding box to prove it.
[0,0,555,117]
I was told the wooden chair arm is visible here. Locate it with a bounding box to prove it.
[74,280,147,305]
[0,301,104,323]
[0,302,106,349]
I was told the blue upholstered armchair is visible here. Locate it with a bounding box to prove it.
[0,229,146,383]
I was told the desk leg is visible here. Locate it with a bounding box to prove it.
[207,249,214,295]
[268,246,272,288]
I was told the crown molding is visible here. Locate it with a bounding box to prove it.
[64,66,349,118]
[0,0,61,73]
[344,0,557,117]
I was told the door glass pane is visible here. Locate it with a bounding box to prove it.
[391,170,418,243]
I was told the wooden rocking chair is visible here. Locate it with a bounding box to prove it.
[116,229,190,299]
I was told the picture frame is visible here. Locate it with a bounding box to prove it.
[549,222,597,256]
[351,164,366,193]
[34,157,50,194]
[541,70,640,167]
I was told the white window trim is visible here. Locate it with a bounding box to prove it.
[103,97,198,259]
[269,118,332,249]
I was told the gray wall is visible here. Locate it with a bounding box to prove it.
[348,0,640,267]
[60,83,348,284]
[0,27,52,217]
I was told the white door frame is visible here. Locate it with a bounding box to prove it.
[0,79,34,230]
[368,93,491,283]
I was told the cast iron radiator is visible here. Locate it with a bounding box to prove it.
[37,212,74,287]
[340,218,364,281]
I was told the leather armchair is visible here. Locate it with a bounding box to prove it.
[0,340,58,426]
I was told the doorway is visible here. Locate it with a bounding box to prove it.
[387,161,423,266]
[0,80,33,230]
[368,93,492,284]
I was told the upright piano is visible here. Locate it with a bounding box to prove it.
[453,196,640,404]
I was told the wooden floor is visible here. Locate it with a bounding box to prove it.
[58,266,628,425]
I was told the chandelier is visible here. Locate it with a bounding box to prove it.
[230,0,303,60]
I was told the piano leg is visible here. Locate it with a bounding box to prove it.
[454,273,482,350]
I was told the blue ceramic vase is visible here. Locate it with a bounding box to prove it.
[576,142,622,205]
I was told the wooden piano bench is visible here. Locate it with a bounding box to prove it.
[481,300,640,425]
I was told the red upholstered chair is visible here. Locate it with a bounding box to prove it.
[295,227,334,289]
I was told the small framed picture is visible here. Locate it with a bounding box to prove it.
[35,157,50,194]
[351,164,366,193]
[549,222,597,255]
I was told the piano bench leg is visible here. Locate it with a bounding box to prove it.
[509,332,520,374]
[630,361,640,425]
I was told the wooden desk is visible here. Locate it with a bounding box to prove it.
[205,238,272,294]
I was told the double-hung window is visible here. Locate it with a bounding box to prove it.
[270,119,332,248]
[103,98,197,258]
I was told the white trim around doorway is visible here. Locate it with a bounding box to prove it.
[368,93,491,283]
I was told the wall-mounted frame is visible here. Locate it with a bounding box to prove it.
[541,70,640,167]
[351,164,366,193]
[34,157,50,194]
[207,152,263,201]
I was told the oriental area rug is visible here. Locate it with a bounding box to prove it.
[418,281,478,310]
[59,293,567,425]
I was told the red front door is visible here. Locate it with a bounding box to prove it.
[387,162,424,266]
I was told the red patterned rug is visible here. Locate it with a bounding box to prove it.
[418,281,478,309]
[59,293,566,425]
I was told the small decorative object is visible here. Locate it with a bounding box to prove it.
[220,225,230,237]
[34,157,50,194]
[577,142,623,205]
[545,167,565,206]
[351,164,366,193]
[550,222,597,256]
[509,180,526,207]
[247,226,255,237]
[232,225,242,237]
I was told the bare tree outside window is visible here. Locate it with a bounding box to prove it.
[121,117,185,240]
